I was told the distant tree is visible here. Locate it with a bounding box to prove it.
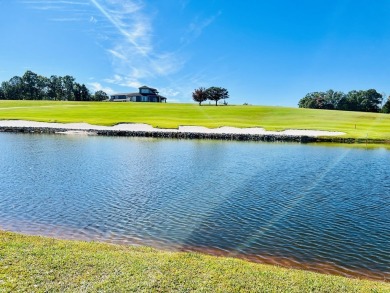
[382,97,390,113]
[47,75,65,100]
[346,89,382,112]
[192,87,208,106]
[298,92,334,109]
[62,75,75,101]
[93,90,108,101]
[206,86,229,106]
[73,83,82,101]
[299,89,382,113]
[80,84,91,101]
[1,82,11,100]
[325,90,345,109]
[7,76,24,99]
[0,71,98,101]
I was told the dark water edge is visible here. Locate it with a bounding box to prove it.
[1,133,389,283]
[1,125,389,144]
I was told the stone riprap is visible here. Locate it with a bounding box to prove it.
[0,120,363,144]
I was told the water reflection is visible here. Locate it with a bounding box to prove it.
[0,133,389,281]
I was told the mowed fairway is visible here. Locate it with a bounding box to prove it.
[1,100,390,140]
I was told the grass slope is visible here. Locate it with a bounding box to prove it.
[1,100,390,140]
[0,231,389,292]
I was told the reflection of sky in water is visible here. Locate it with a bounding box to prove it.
[0,134,389,280]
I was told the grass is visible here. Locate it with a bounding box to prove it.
[0,231,389,292]
[1,100,390,140]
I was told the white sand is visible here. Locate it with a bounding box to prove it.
[0,120,345,137]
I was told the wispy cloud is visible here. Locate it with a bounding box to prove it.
[104,75,142,89]
[90,0,184,90]
[22,0,220,100]
[159,88,180,97]
[88,82,115,95]
[23,0,89,5]
[181,11,222,45]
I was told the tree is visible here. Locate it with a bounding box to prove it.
[62,75,75,101]
[346,90,382,112]
[7,76,24,100]
[298,92,334,109]
[192,87,208,106]
[0,86,4,100]
[0,71,103,102]
[47,75,64,100]
[93,90,108,101]
[299,89,382,113]
[80,84,91,101]
[206,86,229,106]
[382,97,390,113]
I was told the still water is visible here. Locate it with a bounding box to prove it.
[0,133,389,280]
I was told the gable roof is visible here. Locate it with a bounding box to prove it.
[139,85,158,92]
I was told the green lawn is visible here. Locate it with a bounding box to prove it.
[0,231,388,292]
[1,100,390,140]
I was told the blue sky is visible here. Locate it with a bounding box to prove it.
[1,0,390,106]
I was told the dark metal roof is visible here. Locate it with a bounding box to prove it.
[111,93,140,97]
[110,86,166,100]
[139,85,157,91]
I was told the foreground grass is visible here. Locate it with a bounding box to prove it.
[0,232,389,292]
[1,100,390,140]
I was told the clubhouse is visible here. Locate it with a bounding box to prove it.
[109,86,167,103]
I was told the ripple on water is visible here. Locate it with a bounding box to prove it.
[0,134,389,281]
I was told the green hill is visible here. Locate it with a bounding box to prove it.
[1,100,390,140]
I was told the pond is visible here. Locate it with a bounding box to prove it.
[0,133,389,281]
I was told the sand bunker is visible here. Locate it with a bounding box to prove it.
[0,120,345,137]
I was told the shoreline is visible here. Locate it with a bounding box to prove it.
[1,228,388,283]
[3,231,388,292]
[0,119,375,144]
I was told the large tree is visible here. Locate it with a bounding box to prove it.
[7,76,24,100]
[299,89,382,113]
[382,97,390,113]
[206,86,229,106]
[346,89,382,112]
[192,87,208,106]
[93,90,108,101]
[62,75,75,101]
[0,70,104,101]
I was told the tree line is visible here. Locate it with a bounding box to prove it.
[298,89,390,113]
[0,70,108,101]
[192,87,229,106]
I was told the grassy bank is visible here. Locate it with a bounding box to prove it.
[1,100,390,140]
[0,231,388,292]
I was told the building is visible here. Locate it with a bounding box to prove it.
[109,86,167,103]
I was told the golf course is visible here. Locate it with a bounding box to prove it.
[1,100,390,292]
[1,100,390,141]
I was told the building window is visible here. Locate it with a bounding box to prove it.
[140,88,151,94]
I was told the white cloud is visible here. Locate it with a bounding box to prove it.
[88,82,115,95]
[89,16,97,23]
[107,49,126,60]
[181,11,222,45]
[104,75,142,89]
[159,88,180,97]
[90,0,184,88]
